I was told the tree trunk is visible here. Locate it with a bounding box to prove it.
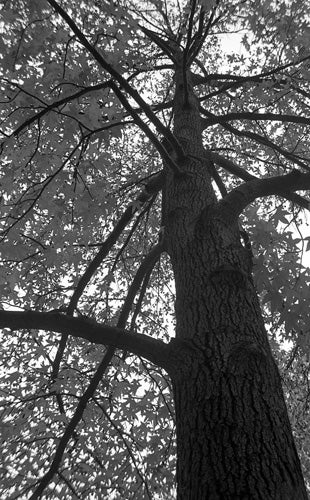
[163,69,308,499]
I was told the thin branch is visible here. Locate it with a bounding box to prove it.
[203,112,310,128]
[189,0,221,63]
[67,172,164,315]
[111,197,156,273]
[201,108,310,172]
[5,82,110,140]
[182,0,197,98]
[29,348,116,499]
[130,266,154,330]
[117,243,164,329]
[1,139,84,238]
[196,53,310,97]
[51,173,164,379]
[95,399,152,499]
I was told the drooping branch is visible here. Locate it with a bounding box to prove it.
[209,151,310,210]
[0,310,170,368]
[217,169,310,221]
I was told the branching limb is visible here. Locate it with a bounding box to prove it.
[94,398,152,498]
[139,25,177,62]
[217,169,310,222]
[182,0,197,104]
[187,152,227,197]
[195,53,310,96]
[188,0,221,63]
[209,151,310,210]
[110,82,182,174]
[46,0,185,162]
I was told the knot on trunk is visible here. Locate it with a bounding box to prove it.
[209,265,249,288]
[226,340,268,376]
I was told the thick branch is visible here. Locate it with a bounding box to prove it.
[209,151,310,210]
[217,169,310,221]
[0,310,169,368]
[117,243,164,328]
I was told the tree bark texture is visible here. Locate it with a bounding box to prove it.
[163,69,308,499]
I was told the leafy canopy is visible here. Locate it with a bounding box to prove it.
[1,0,310,497]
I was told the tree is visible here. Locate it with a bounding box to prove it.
[1,0,310,497]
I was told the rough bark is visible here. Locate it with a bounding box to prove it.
[163,67,308,499]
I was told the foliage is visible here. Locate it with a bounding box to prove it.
[0,0,310,497]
